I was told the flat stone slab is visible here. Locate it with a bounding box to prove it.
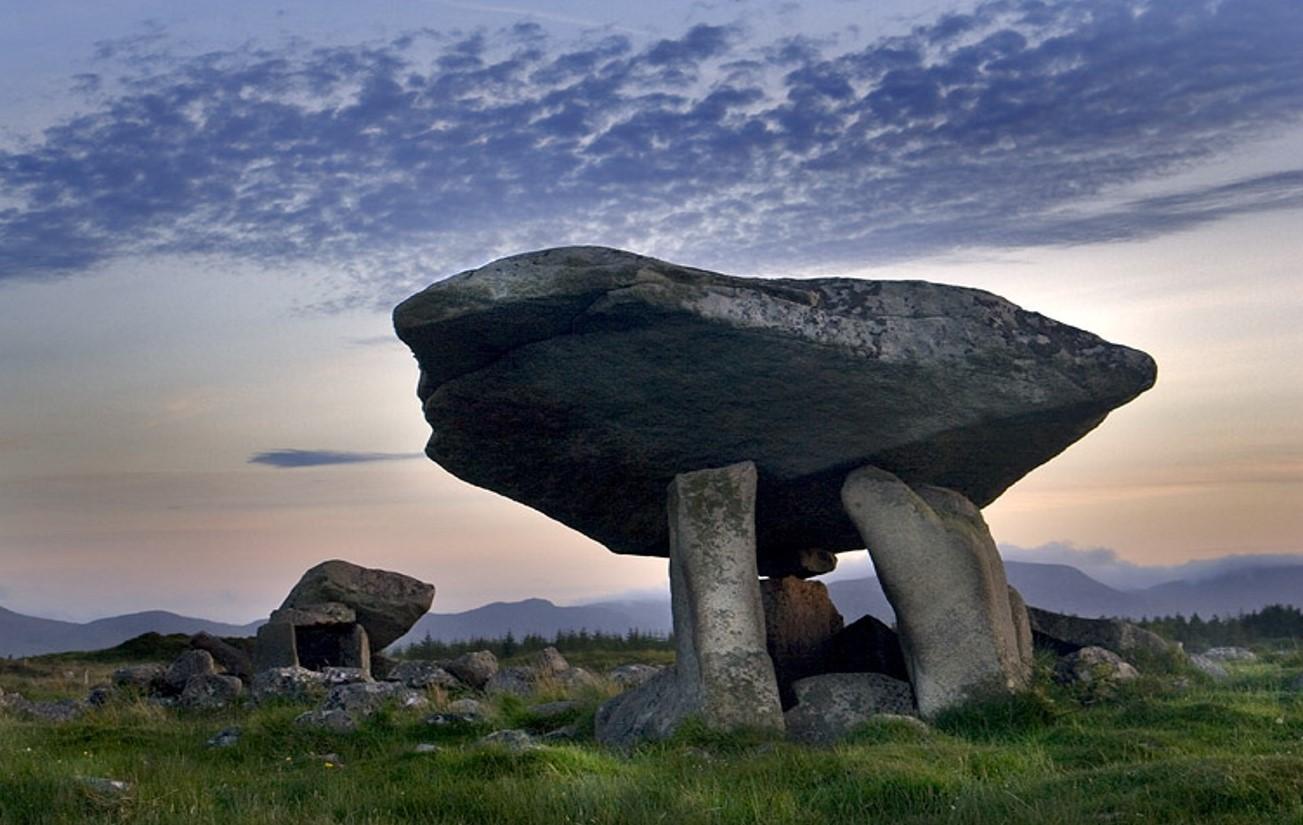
[395,246,1155,565]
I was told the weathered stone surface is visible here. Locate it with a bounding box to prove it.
[179,674,244,709]
[295,708,357,732]
[476,729,538,752]
[486,666,537,697]
[596,463,784,746]
[395,246,1156,569]
[250,667,327,703]
[552,666,601,693]
[760,576,844,709]
[606,664,663,689]
[1007,587,1035,684]
[528,647,570,678]
[322,682,428,716]
[319,667,373,686]
[783,673,916,744]
[1202,646,1257,662]
[280,560,435,651]
[112,664,165,691]
[254,622,299,671]
[442,650,498,690]
[826,615,909,682]
[388,660,460,690]
[1028,607,1174,658]
[1189,654,1230,682]
[164,650,216,694]
[189,632,255,680]
[841,467,1029,718]
[1054,646,1139,685]
[268,602,356,626]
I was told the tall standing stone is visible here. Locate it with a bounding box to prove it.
[841,466,1028,718]
[596,462,784,745]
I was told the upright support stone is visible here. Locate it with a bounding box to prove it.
[840,466,1028,718]
[1007,586,1035,683]
[596,461,784,745]
[760,577,844,709]
[254,622,298,671]
[340,624,372,676]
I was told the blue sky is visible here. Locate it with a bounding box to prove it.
[2,0,1301,621]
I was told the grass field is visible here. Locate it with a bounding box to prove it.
[3,648,1303,824]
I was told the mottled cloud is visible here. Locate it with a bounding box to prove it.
[248,449,423,468]
[3,0,1303,304]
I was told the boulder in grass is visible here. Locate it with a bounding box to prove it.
[441,650,499,690]
[783,673,916,745]
[1054,646,1139,686]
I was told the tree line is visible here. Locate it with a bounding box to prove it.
[398,627,673,660]
[1135,604,1303,650]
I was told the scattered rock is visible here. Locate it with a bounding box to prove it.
[1201,647,1257,662]
[414,743,440,754]
[1028,607,1174,658]
[394,246,1156,568]
[206,727,241,748]
[295,708,357,733]
[320,667,373,686]
[552,666,601,693]
[476,729,538,752]
[112,664,166,692]
[486,666,537,697]
[760,576,844,708]
[179,674,244,710]
[76,776,132,796]
[322,682,428,717]
[250,666,327,703]
[1189,654,1230,682]
[783,673,916,744]
[842,468,1031,718]
[164,650,216,694]
[7,697,86,722]
[606,664,663,690]
[1054,646,1139,685]
[541,724,580,742]
[447,697,485,718]
[189,632,255,680]
[527,700,578,719]
[86,685,116,707]
[826,614,909,683]
[280,559,435,651]
[388,660,460,690]
[442,651,499,690]
[528,647,571,677]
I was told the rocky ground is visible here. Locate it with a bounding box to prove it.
[4,640,1303,824]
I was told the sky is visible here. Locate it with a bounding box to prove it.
[1,0,1301,622]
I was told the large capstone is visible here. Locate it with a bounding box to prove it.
[280,560,434,651]
[394,246,1156,570]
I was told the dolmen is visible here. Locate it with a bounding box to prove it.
[394,246,1156,743]
[254,559,435,677]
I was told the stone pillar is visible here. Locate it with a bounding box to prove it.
[254,622,298,671]
[759,577,843,709]
[1007,586,1035,683]
[340,624,372,676]
[596,461,784,744]
[840,466,1028,718]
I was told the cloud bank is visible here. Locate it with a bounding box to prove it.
[3,0,1303,304]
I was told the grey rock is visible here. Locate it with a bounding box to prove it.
[596,463,784,746]
[528,646,570,678]
[250,667,327,703]
[7,696,86,722]
[1028,607,1174,658]
[541,724,581,742]
[319,667,373,686]
[295,708,358,733]
[826,614,909,682]
[447,697,485,717]
[783,673,917,744]
[486,666,537,697]
[111,664,165,691]
[1202,646,1257,662]
[1007,586,1035,683]
[842,468,1030,718]
[527,700,578,719]
[1189,654,1230,682]
[605,664,663,689]
[414,743,440,753]
[76,777,132,796]
[388,660,460,690]
[189,632,254,680]
[552,666,600,693]
[442,650,498,690]
[476,729,538,752]
[207,727,241,748]
[164,650,217,694]
[760,576,844,709]
[179,674,244,709]
[253,622,299,671]
[268,602,357,626]
[1054,646,1139,685]
[322,681,428,717]
[86,685,116,707]
[280,559,435,651]
[394,246,1156,570]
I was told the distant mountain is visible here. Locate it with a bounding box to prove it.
[392,597,673,648]
[0,606,260,658]
[8,561,1303,657]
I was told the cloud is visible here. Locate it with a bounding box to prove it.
[3,0,1303,305]
[248,449,423,468]
[1000,541,1303,590]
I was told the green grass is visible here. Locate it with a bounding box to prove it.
[3,655,1303,824]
